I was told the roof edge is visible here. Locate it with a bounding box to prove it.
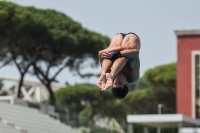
[174,29,200,36]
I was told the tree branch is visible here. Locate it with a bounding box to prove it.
[46,60,53,78]
[34,70,45,85]
[33,63,48,83]
[23,53,38,74]
[8,45,22,74]
[51,63,67,81]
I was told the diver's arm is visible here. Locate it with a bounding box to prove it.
[120,49,139,60]
[100,48,139,60]
[99,46,130,55]
[110,57,128,79]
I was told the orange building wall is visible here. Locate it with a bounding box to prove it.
[177,35,200,117]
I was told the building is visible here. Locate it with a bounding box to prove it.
[176,29,200,118]
[0,76,64,103]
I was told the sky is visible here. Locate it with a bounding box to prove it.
[1,0,200,86]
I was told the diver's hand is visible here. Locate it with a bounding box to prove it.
[100,52,111,59]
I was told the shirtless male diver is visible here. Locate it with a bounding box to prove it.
[97,32,141,99]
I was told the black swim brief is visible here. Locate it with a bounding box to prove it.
[117,32,140,39]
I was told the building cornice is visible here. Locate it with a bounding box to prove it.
[175,29,200,36]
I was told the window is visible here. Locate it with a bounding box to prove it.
[195,54,200,118]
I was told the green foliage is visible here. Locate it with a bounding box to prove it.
[123,63,176,114]
[0,1,110,68]
[55,84,128,129]
[123,89,157,114]
[0,1,110,104]
[143,63,176,89]
[134,77,148,90]
[55,84,127,120]
[124,87,176,114]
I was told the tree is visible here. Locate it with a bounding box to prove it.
[123,63,176,114]
[55,84,128,127]
[0,2,40,97]
[143,63,176,89]
[27,7,110,105]
[143,63,176,113]
[0,1,110,104]
[134,77,148,89]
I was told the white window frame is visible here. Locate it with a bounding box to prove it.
[192,51,200,118]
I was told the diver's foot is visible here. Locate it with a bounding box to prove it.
[97,73,106,89]
[104,73,113,90]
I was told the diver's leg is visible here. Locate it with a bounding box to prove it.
[97,59,112,89]
[97,34,123,89]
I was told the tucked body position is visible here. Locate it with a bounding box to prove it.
[97,32,141,99]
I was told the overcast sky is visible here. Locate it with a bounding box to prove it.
[1,0,200,85]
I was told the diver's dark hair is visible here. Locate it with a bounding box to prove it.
[111,85,129,99]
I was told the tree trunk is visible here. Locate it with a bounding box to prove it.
[46,82,56,106]
[17,73,25,98]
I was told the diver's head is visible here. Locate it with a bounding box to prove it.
[111,73,129,99]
